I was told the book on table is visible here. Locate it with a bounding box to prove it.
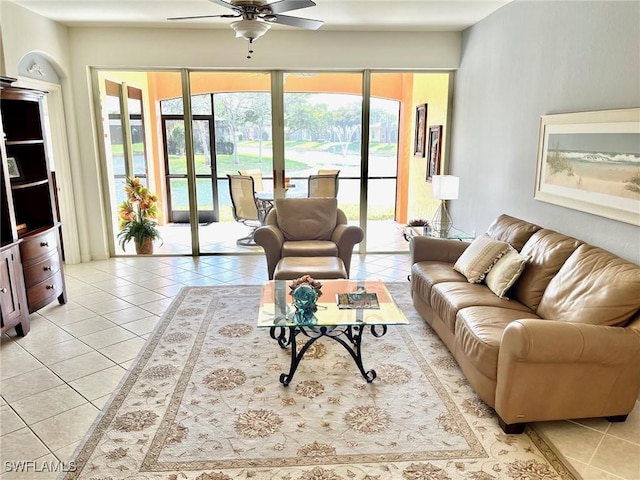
[336,292,380,309]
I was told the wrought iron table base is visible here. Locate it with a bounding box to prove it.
[269,324,388,386]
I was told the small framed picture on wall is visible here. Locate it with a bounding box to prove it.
[414,104,427,157]
[426,125,443,182]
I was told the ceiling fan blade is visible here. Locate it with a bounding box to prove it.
[266,0,316,15]
[207,0,237,10]
[168,13,239,20]
[271,14,323,30]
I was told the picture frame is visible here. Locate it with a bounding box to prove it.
[414,104,427,157]
[426,125,443,182]
[534,108,640,226]
[6,156,23,180]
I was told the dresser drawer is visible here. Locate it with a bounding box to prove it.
[27,271,64,313]
[20,229,60,264]
[23,250,60,288]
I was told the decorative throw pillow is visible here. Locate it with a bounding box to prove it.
[485,246,530,298]
[453,234,510,283]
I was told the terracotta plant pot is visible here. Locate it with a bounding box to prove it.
[135,237,154,254]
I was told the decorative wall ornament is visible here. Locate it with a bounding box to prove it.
[27,63,46,77]
[17,52,60,83]
[534,108,640,226]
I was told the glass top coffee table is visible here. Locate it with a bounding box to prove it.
[258,279,409,386]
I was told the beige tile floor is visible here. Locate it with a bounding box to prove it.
[1,253,638,480]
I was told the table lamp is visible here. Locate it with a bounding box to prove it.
[431,175,459,237]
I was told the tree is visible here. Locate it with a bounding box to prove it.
[214,93,246,165]
[167,122,185,156]
[284,94,329,141]
[329,104,362,156]
[242,93,272,163]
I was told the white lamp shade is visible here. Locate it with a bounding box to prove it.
[231,19,271,41]
[432,175,459,200]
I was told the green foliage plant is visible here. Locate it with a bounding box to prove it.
[546,147,574,176]
[625,173,640,196]
[117,177,162,252]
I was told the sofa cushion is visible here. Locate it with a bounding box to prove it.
[485,246,530,298]
[274,257,347,280]
[411,262,466,307]
[455,306,541,380]
[512,229,582,311]
[538,244,640,327]
[282,240,338,258]
[453,234,510,283]
[486,214,541,251]
[431,282,533,334]
[275,198,337,241]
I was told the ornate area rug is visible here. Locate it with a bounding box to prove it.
[62,284,575,480]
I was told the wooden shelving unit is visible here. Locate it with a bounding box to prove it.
[0,77,66,336]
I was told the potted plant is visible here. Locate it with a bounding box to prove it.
[407,218,431,236]
[117,177,162,254]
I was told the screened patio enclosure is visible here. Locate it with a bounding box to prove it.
[96,70,452,256]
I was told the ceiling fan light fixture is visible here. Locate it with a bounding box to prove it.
[230,19,271,42]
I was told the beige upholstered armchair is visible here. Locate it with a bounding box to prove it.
[254,198,364,280]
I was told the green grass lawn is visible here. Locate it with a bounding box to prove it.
[113,140,398,220]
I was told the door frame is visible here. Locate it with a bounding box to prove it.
[161,114,218,224]
[16,78,82,264]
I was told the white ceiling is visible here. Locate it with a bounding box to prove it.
[8,0,511,31]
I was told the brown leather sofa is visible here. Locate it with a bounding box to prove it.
[410,214,640,433]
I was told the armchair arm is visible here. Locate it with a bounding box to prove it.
[495,319,640,424]
[410,236,469,265]
[332,224,364,276]
[254,225,285,279]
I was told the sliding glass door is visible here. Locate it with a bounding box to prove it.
[96,69,452,256]
[283,72,363,216]
[189,72,273,254]
[101,77,159,254]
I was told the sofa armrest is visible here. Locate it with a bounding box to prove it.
[495,319,640,424]
[499,319,640,365]
[410,236,469,265]
[332,224,364,276]
[254,225,285,279]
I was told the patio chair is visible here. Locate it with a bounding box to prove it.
[238,169,264,192]
[308,173,339,198]
[228,174,266,246]
[317,169,340,176]
[254,197,364,279]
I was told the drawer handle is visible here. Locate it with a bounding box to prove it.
[46,284,56,290]
[43,265,53,271]
[0,287,7,294]
[40,242,49,247]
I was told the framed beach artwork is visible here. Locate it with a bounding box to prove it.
[414,104,427,157]
[534,108,640,226]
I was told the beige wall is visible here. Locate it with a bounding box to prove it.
[407,73,451,222]
[1,1,70,78]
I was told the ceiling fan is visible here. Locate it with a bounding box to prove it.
[168,0,324,58]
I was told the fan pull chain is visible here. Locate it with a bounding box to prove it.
[247,39,255,59]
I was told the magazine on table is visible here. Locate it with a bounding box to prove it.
[336,292,380,309]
